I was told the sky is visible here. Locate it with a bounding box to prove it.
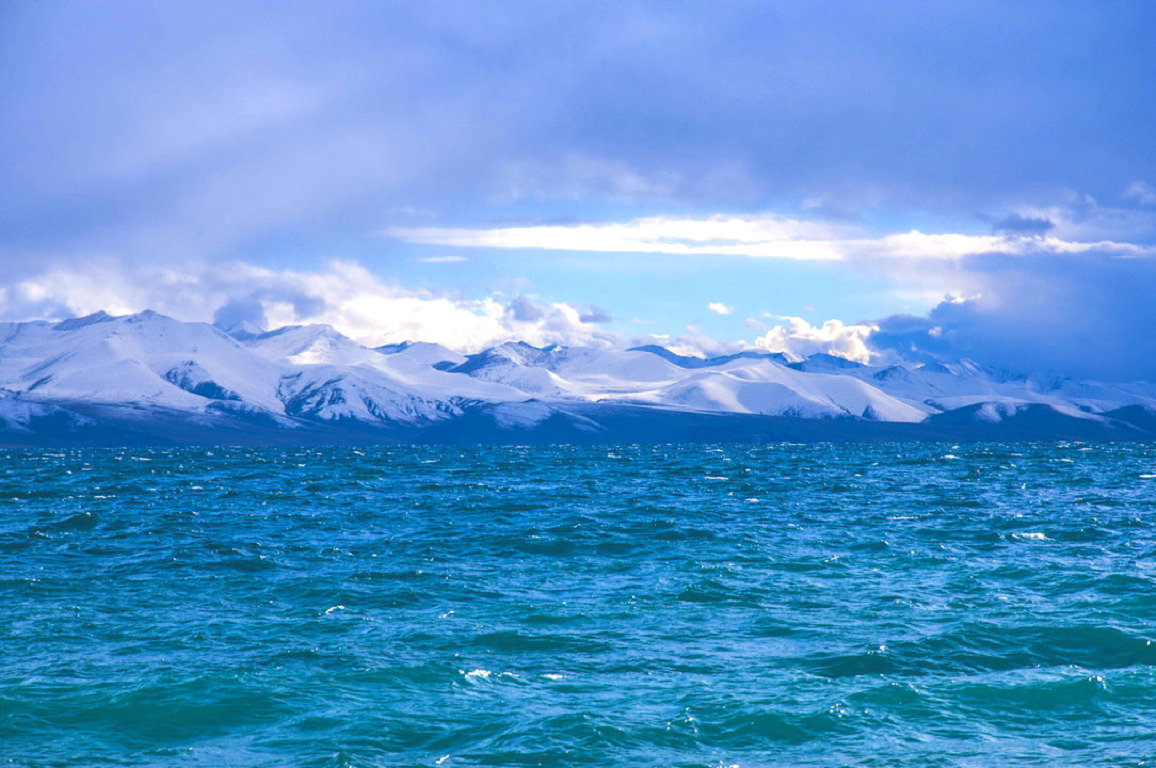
[2,0,1155,380]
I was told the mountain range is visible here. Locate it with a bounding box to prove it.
[1,310,1154,445]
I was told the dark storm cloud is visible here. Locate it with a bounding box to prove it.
[2,0,1154,266]
[868,251,1156,381]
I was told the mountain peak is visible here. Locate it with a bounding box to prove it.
[629,345,712,369]
[787,352,866,372]
[2,312,1155,444]
[216,319,266,341]
[124,309,165,324]
[52,311,116,332]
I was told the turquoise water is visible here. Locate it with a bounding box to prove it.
[3,443,1156,767]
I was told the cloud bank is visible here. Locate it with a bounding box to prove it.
[4,245,1156,381]
[1,260,615,352]
[4,2,1155,265]
[754,317,877,364]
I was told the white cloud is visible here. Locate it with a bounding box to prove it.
[386,214,1154,262]
[753,316,877,363]
[1123,181,1156,207]
[0,259,615,352]
[707,302,733,315]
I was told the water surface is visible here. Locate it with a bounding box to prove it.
[3,443,1155,767]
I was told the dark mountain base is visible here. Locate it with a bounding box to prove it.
[1,400,1153,447]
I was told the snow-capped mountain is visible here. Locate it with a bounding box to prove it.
[1,310,1154,445]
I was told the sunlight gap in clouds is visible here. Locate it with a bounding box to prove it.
[386,214,1155,261]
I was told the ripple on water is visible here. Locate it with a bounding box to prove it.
[2,442,1156,767]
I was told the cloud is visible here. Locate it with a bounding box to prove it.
[0,259,616,352]
[387,214,1154,261]
[754,317,877,363]
[1001,195,1156,244]
[504,295,544,323]
[578,305,612,324]
[991,214,1055,236]
[707,302,733,315]
[4,2,1155,273]
[1123,181,1156,207]
[866,250,1156,380]
[1,3,1152,386]
[5,245,1155,382]
[387,215,852,260]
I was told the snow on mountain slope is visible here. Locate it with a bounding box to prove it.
[547,347,686,387]
[0,311,286,413]
[247,324,384,367]
[0,312,523,427]
[659,374,834,417]
[1024,376,1156,413]
[628,345,796,368]
[787,353,868,374]
[653,358,928,421]
[276,366,463,424]
[448,344,580,398]
[376,341,467,368]
[2,311,1154,440]
[249,328,535,424]
[0,397,89,431]
[448,343,716,399]
[452,342,557,372]
[462,362,578,398]
[849,360,1156,416]
[217,319,266,342]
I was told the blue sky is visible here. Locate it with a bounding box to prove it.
[2,1,1155,378]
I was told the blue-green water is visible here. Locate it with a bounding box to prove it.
[3,443,1156,767]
